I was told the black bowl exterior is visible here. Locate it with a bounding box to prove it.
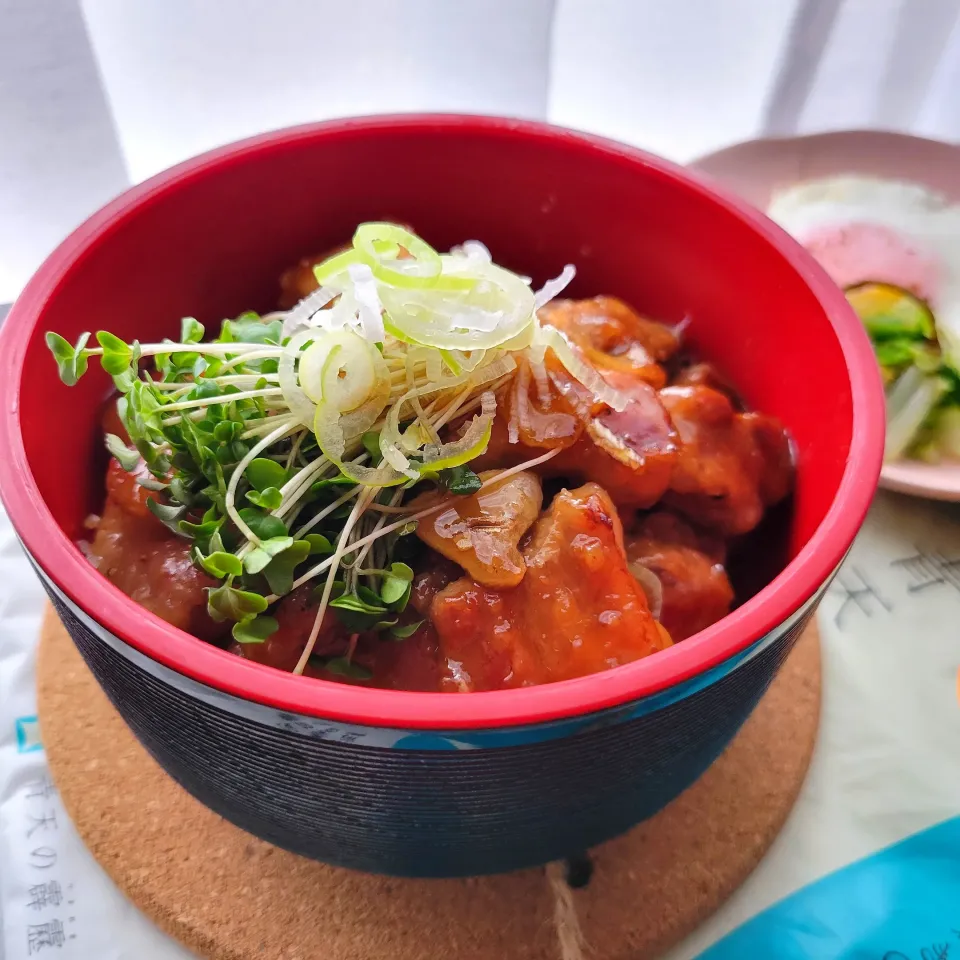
[38,562,822,878]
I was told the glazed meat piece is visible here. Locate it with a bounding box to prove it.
[660,385,792,536]
[540,296,680,389]
[743,411,794,507]
[278,249,340,309]
[364,623,442,692]
[556,368,678,508]
[104,457,161,521]
[408,471,543,587]
[430,483,671,691]
[624,512,734,641]
[410,554,462,616]
[475,368,678,510]
[89,467,226,643]
[470,301,681,509]
[671,362,741,404]
[469,359,584,471]
[507,356,583,450]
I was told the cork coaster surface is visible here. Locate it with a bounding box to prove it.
[37,609,820,960]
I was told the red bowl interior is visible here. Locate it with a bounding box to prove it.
[0,115,884,730]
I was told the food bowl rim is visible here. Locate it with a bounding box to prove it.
[0,113,884,731]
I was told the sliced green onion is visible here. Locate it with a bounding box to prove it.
[378,261,536,351]
[439,349,463,375]
[313,401,407,488]
[419,392,496,470]
[278,329,319,427]
[313,248,364,286]
[354,223,443,288]
[300,329,376,410]
[337,355,391,442]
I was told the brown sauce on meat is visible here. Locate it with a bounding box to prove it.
[85,259,793,692]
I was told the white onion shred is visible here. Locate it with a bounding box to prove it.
[629,562,664,620]
[538,326,631,412]
[530,356,552,407]
[450,240,492,263]
[534,264,576,311]
[281,285,337,339]
[348,262,386,343]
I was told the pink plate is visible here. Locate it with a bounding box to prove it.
[691,129,960,502]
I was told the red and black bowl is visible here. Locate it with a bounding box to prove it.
[0,115,884,877]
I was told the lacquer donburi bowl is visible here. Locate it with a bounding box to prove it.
[0,115,884,877]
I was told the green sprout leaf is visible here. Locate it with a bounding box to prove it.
[180,316,205,344]
[208,527,227,554]
[312,579,346,603]
[96,331,134,376]
[215,439,250,465]
[438,465,483,496]
[218,314,282,346]
[167,476,194,505]
[231,614,278,645]
[46,331,91,386]
[259,539,310,596]
[304,534,334,556]
[243,535,295,575]
[104,433,140,471]
[246,486,283,511]
[112,367,137,394]
[136,475,168,493]
[331,591,387,615]
[145,499,188,535]
[213,420,242,443]
[306,476,355,503]
[188,379,221,403]
[362,431,384,466]
[381,562,414,610]
[178,515,222,545]
[382,580,412,611]
[330,588,388,632]
[238,507,288,541]
[387,561,414,582]
[206,582,268,623]
[126,379,166,444]
[391,620,425,639]
[246,457,287,492]
[315,656,373,680]
[197,550,243,579]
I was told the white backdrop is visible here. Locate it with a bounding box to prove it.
[3,3,960,959]
[2,0,960,303]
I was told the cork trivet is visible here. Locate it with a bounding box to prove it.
[37,609,820,960]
